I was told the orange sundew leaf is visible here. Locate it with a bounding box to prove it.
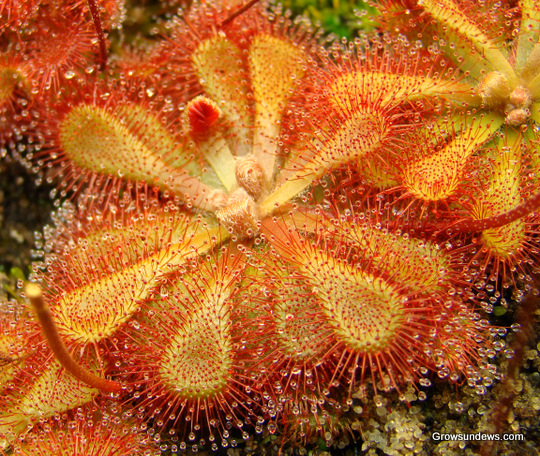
[260,106,394,216]
[249,34,306,121]
[304,251,409,355]
[115,245,269,451]
[470,131,525,259]
[191,33,253,148]
[49,222,225,346]
[330,71,479,108]
[157,295,235,400]
[29,67,232,208]
[171,2,263,158]
[419,0,517,87]
[265,211,453,295]
[401,112,504,201]
[263,217,410,350]
[249,34,308,183]
[38,197,228,348]
[340,221,452,293]
[516,0,540,73]
[0,360,99,449]
[57,102,226,211]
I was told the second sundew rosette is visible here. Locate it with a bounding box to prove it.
[371,0,540,285]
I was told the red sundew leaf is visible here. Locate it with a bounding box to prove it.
[260,215,494,400]
[112,244,269,451]
[36,197,224,348]
[11,414,158,456]
[400,112,504,202]
[417,0,517,85]
[33,77,227,210]
[0,358,100,449]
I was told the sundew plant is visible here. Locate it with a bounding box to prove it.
[0,0,539,455]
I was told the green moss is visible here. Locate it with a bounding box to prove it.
[284,0,378,37]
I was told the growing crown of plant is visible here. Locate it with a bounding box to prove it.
[1,0,539,453]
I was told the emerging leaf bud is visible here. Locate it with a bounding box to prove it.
[477,71,511,106]
[235,154,265,200]
[505,107,530,126]
[509,86,532,109]
[183,95,223,140]
[216,188,260,237]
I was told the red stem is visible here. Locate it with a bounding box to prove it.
[449,190,540,233]
[221,0,261,27]
[26,283,121,394]
[86,0,108,71]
